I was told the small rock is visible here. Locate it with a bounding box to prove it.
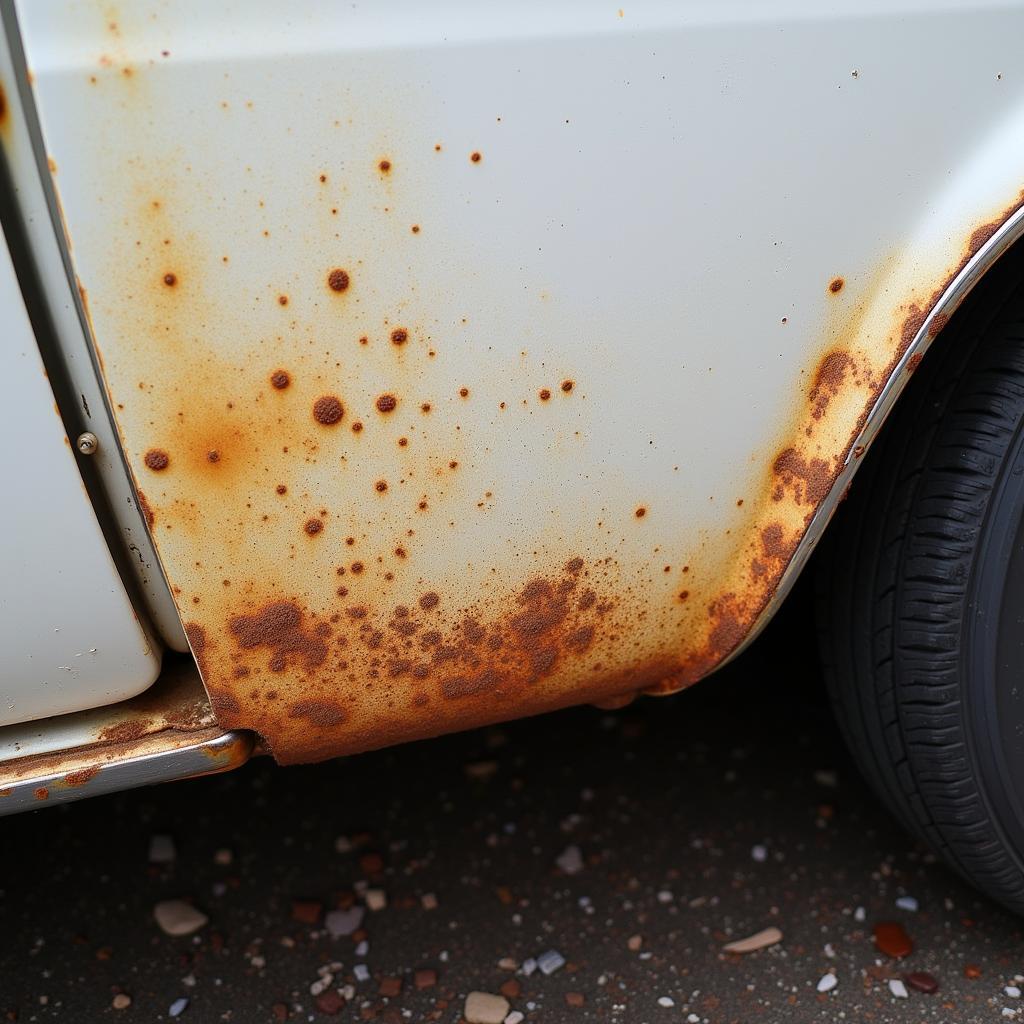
[378,977,401,998]
[965,964,983,979]
[817,973,838,993]
[149,835,176,864]
[213,848,233,866]
[750,844,768,863]
[290,900,322,925]
[465,991,510,1024]
[169,997,189,1017]
[888,979,908,999]
[627,934,643,952]
[905,971,939,994]
[504,1013,525,1024]
[1008,986,1022,999]
[500,980,521,999]
[414,969,437,990]
[565,992,585,1007]
[498,957,518,971]
[112,993,132,1010]
[854,906,866,923]
[657,996,675,1007]
[895,896,919,913]
[722,926,783,954]
[325,906,364,937]
[314,991,345,1015]
[1003,1010,1019,1020]
[154,900,208,937]
[873,921,913,959]
[353,964,370,982]
[556,845,584,875]
[520,958,537,977]
[537,949,566,975]
[421,893,438,910]
[365,888,387,912]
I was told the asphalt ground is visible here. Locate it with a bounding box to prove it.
[3,585,1023,1024]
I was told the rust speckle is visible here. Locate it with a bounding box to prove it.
[229,601,328,675]
[378,159,392,174]
[98,719,152,744]
[539,388,551,401]
[63,765,101,788]
[289,699,347,727]
[390,328,408,346]
[137,489,155,526]
[828,277,844,294]
[808,350,853,421]
[304,518,324,536]
[771,448,834,507]
[327,268,350,293]
[144,448,170,471]
[375,480,389,493]
[906,352,924,374]
[270,369,291,390]
[421,402,432,413]
[561,380,574,393]
[419,592,440,610]
[163,272,177,287]
[635,506,646,518]
[276,484,287,495]
[376,394,398,413]
[278,294,288,306]
[34,787,49,801]
[352,421,364,433]
[470,151,482,163]
[313,395,344,425]
[459,387,469,398]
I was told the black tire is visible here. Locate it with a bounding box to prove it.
[817,252,1024,914]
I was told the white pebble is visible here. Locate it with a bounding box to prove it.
[464,991,510,1024]
[895,896,919,912]
[324,906,364,937]
[520,957,537,976]
[751,845,768,863]
[888,979,908,999]
[1007,987,1022,998]
[149,835,176,864]
[657,890,675,904]
[169,998,189,1018]
[854,906,866,922]
[1002,1009,1018,1019]
[153,900,208,937]
[421,893,438,910]
[816,973,838,993]
[556,845,584,875]
[353,964,370,982]
[504,1013,525,1024]
[657,995,675,1007]
[354,940,368,956]
[537,949,566,975]
[365,888,387,911]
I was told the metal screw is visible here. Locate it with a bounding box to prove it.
[76,432,99,455]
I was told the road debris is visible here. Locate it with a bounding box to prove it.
[465,991,510,1023]
[722,926,783,954]
[153,900,208,937]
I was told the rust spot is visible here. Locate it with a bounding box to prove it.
[421,402,432,413]
[327,268,350,293]
[304,518,324,536]
[828,277,844,294]
[378,159,392,173]
[270,369,291,390]
[635,507,646,518]
[278,294,289,306]
[561,380,574,393]
[98,719,151,744]
[63,765,101,787]
[390,328,408,346]
[808,350,853,421]
[229,601,328,676]
[206,450,220,463]
[313,395,344,425]
[411,224,421,234]
[771,448,834,507]
[137,489,155,526]
[929,312,949,336]
[34,787,49,801]
[459,387,469,398]
[144,448,170,471]
[289,699,346,727]
[419,592,440,610]
[539,388,552,401]
[375,480,389,493]
[470,151,482,163]
[376,394,398,413]
[276,484,287,495]
[352,421,364,433]
[163,272,177,287]
[906,352,924,374]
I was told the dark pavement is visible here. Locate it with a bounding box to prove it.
[3,588,1023,1023]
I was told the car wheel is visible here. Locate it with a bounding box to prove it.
[817,251,1024,914]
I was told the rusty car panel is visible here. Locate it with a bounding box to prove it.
[16,0,1024,762]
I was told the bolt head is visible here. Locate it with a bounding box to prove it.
[76,432,99,455]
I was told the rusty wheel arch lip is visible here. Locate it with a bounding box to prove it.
[655,199,1024,688]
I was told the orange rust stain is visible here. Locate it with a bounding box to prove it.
[906,352,924,374]
[270,369,291,390]
[808,350,853,421]
[34,787,49,801]
[137,489,156,527]
[378,158,392,174]
[828,277,845,294]
[304,518,324,536]
[635,506,646,518]
[390,327,408,346]
[98,718,153,744]
[163,272,177,287]
[376,394,398,413]
[327,268,350,293]
[62,765,101,788]
[144,448,170,471]
[539,388,551,401]
[312,395,344,425]
[470,151,482,163]
[561,380,574,393]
